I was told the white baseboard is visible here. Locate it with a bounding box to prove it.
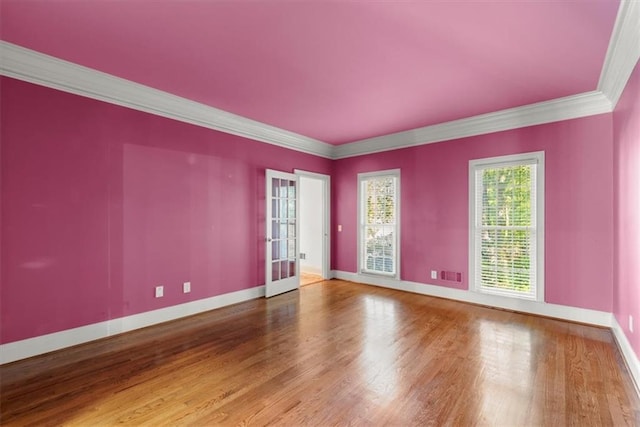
[612,317,640,396]
[333,270,612,326]
[4,274,638,400]
[0,285,265,364]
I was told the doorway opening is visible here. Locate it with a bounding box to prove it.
[296,170,330,287]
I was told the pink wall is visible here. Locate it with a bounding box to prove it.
[0,77,332,344]
[613,61,640,358]
[0,74,624,347]
[333,114,614,312]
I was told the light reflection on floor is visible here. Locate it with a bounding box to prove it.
[477,318,535,423]
[360,296,398,404]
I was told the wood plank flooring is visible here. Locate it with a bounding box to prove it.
[1,280,639,426]
[300,272,324,287]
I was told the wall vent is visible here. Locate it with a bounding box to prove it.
[440,271,462,282]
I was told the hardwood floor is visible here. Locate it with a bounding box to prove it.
[300,272,323,286]
[1,280,639,426]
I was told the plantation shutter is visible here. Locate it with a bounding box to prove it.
[474,159,538,299]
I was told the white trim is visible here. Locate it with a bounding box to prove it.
[612,316,640,396]
[0,41,334,159]
[0,39,626,162]
[1,0,636,161]
[357,169,401,280]
[469,151,545,302]
[334,271,612,326]
[334,1,639,160]
[598,0,640,109]
[0,285,265,364]
[294,169,331,281]
[333,92,611,159]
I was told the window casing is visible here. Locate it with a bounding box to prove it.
[358,170,400,278]
[469,152,544,301]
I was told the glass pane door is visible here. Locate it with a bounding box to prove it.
[266,170,299,297]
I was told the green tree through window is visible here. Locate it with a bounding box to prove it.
[470,152,544,301]
[359,171,399,277]
[480,165,533,292]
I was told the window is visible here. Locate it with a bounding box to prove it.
[358,170,400,278]
[469,152,544,301]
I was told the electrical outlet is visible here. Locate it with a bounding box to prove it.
[338,225,343,232]
[431,270,438,280]
[630,315,634,333]
[183,281,191,293]
[155,285,164,298]
[300,253,306,260]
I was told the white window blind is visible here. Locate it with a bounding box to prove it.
[470,153,544,301]
[358,170,400,277]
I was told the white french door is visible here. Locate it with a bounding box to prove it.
[265,169,300,297]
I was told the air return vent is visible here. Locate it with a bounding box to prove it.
[440,271,462,282]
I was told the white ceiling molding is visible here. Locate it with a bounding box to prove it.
[598,0,640,109]
[335,0,637,159]
[1,0,636,162]
[333,91,612,159]
[0,41,334,159]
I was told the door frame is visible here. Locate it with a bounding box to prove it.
[294,169,331,280]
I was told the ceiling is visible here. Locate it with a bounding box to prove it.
[0,0,622,146]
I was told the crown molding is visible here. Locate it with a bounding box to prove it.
[0,41,334,159]
[333,91,612,159]
[335,0,636,159]
[2,0,633,163]
[598,0,640,109]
